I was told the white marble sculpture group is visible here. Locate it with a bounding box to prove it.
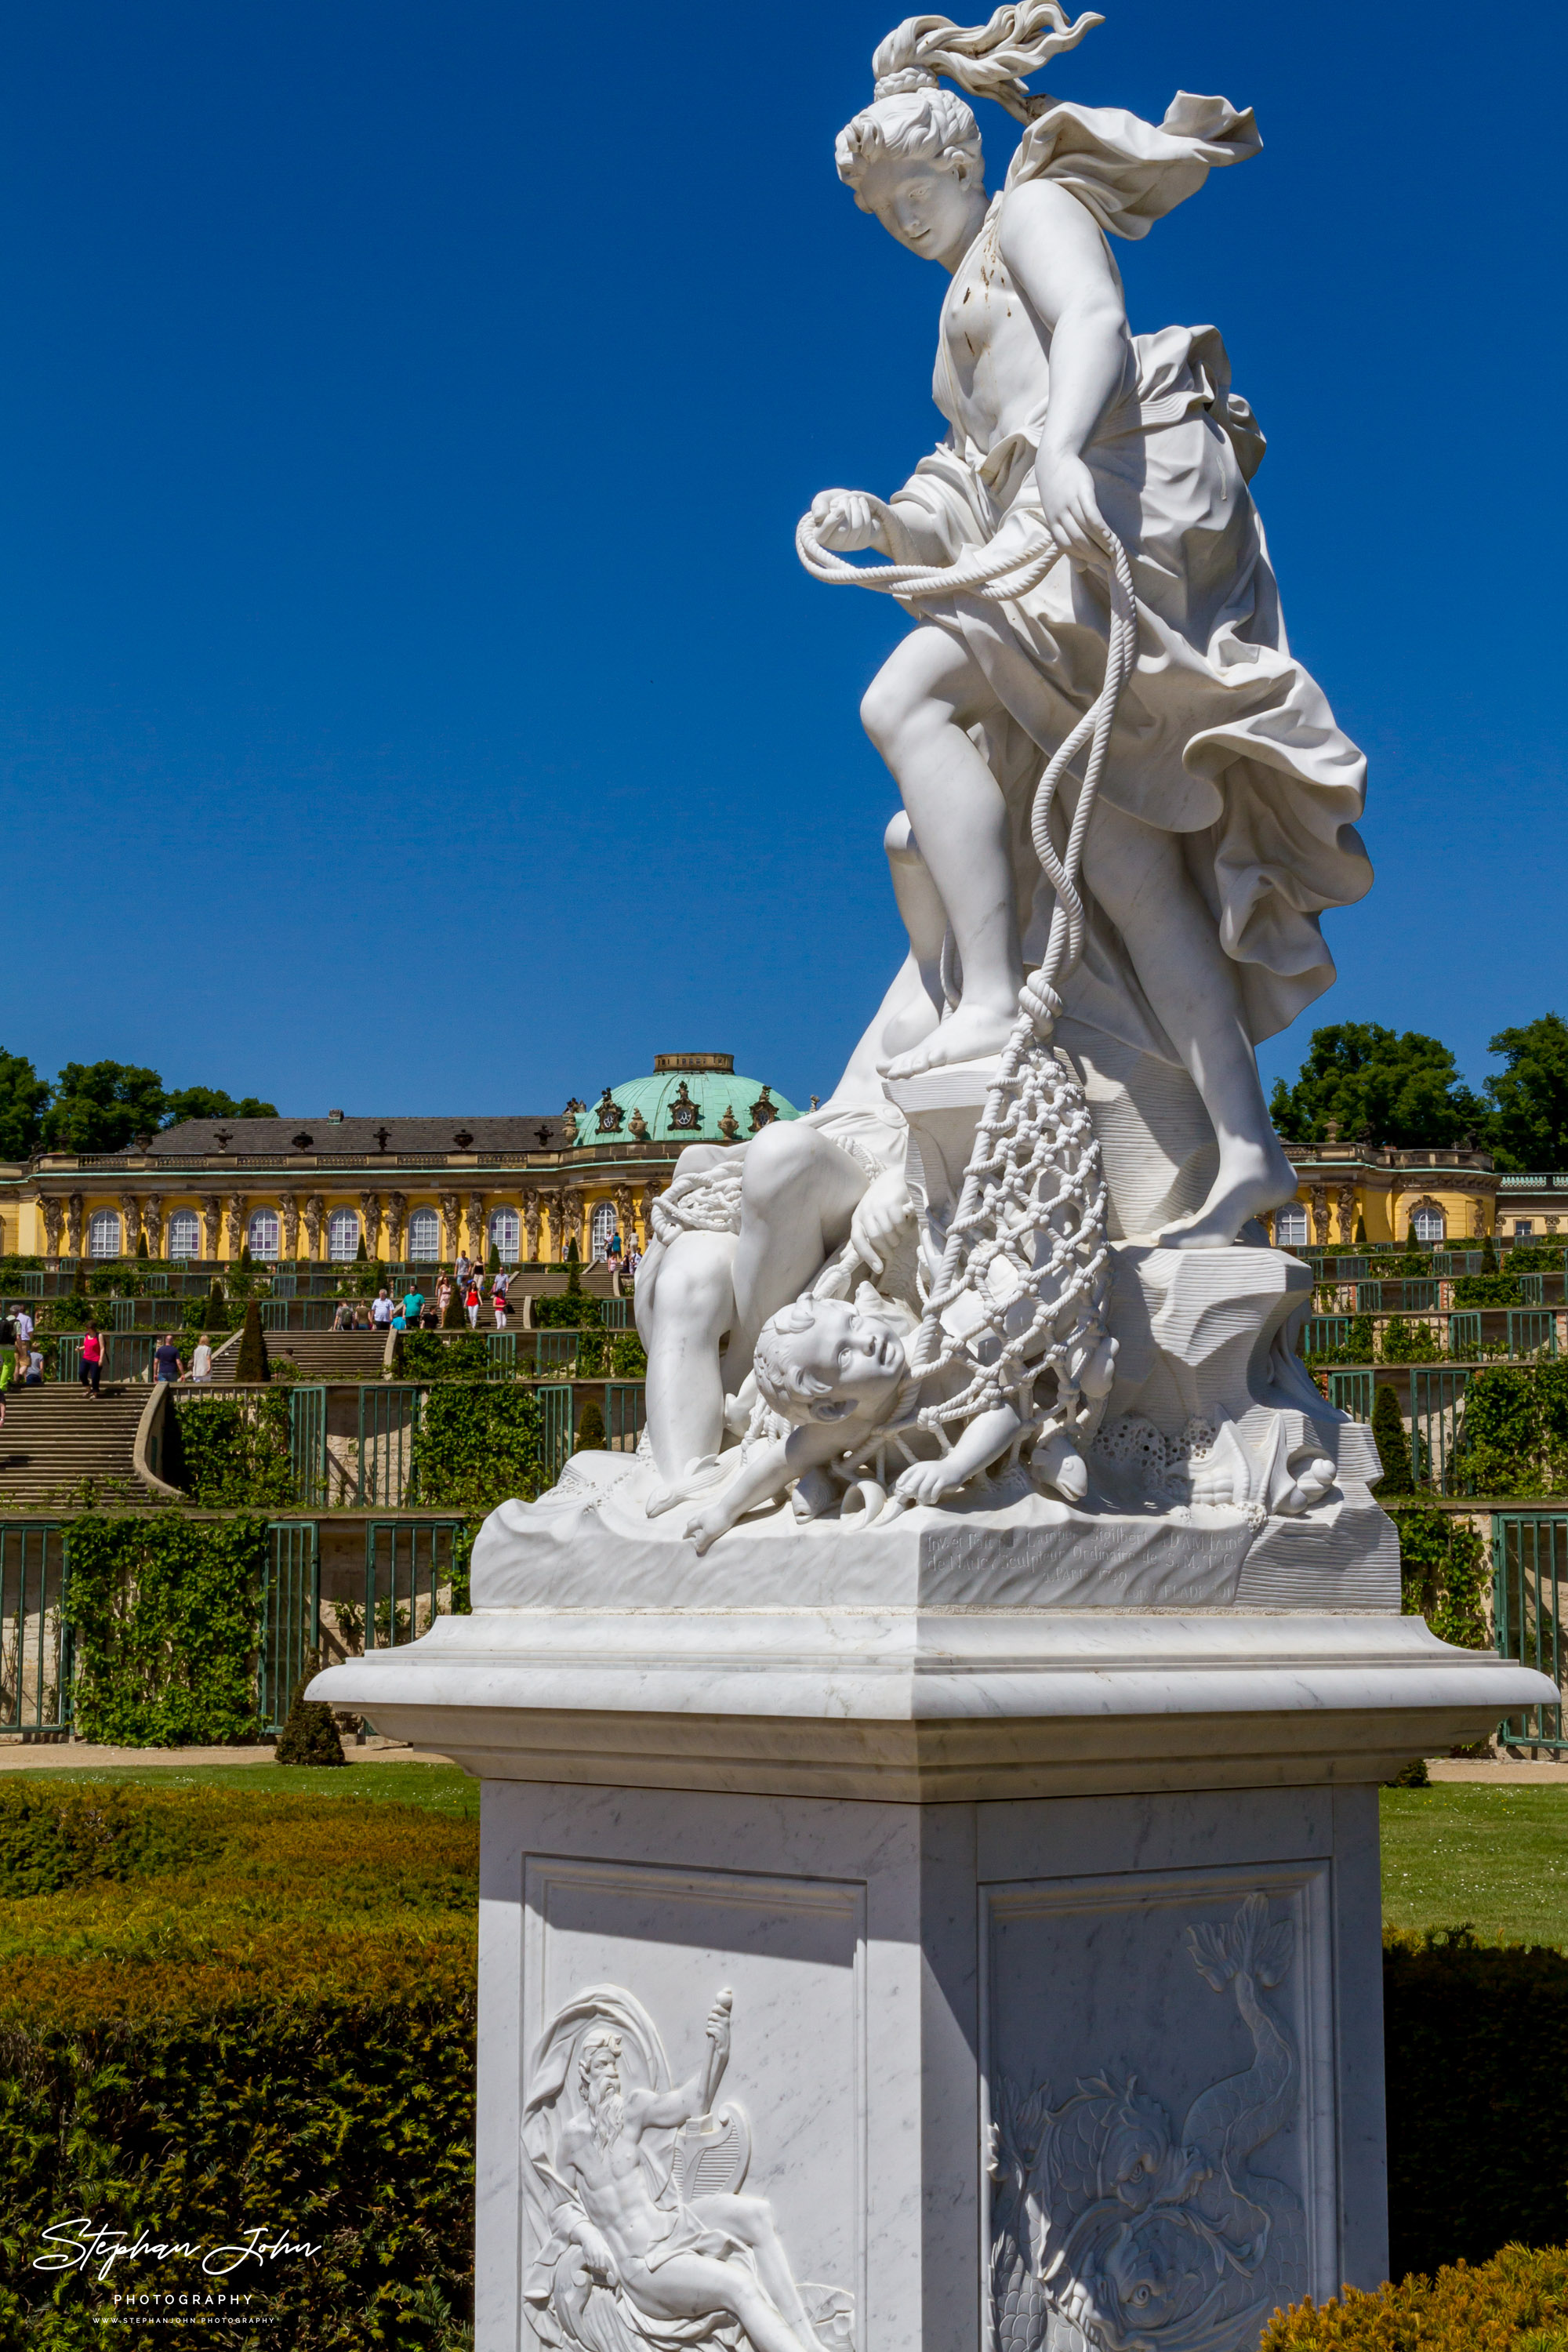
[479,0,1383,1600]
[314,20,1559,2352]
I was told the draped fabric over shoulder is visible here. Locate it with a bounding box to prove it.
[888,94,1370,1061]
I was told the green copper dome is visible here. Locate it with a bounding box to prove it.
[581,1054,799,1147]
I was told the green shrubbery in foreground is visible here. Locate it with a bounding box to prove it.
[0,1780,475,2349]
[1261,2242,1568,2349]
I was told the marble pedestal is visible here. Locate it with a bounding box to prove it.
[313,1526,1553,2352]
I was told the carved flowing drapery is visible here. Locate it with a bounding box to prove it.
[439,1192,461,1259]
[614,1185,635,1250]
[225,1193,248,1261]
[281,1194,301,1260]
[142,1196,165,1258]
[65,1195,85,1258]
[303,1195,325,1261]
[384,1192,407,1260]
[522,1188,541,1264]
[200,1197,223,1260]
[1336,1183,1357,1245]
[554,1192,580,1262]
[466,1192,486,1259]
[118,1194,141,1258]
[42,1199,64,1260]
[358,1192,383,1258]
[1309,1183,1330,1248]
[1472,1196,1486,1239]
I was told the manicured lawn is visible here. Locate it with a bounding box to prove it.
[16,1758,479,1816]
[12,1770,1566,1944]
[1381,1784,1568,1946]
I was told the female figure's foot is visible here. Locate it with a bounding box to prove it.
[880,1000,1018,1080]
[1156,1138,1298,1249]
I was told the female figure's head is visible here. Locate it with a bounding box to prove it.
[837,4,1102,260]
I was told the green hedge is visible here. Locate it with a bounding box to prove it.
[397,1331,488,1381]
[1384,1930,1568,2278]
[61,1516,267,1747]
[0,1781,474,2349]
[1261,2242,1568,2349]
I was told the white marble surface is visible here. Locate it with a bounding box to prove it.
[471,1775,1385,2352]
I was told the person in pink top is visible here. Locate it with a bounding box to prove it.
[80,1321,103,1399]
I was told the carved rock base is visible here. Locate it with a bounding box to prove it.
[314,1530,1552,2352]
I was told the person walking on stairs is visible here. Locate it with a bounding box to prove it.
[80,1322,103,1399]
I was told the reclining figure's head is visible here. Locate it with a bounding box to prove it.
[753,1293,908,1426]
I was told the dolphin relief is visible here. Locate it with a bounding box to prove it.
[989,1896,1305,2352]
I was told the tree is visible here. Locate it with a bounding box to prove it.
[1483,1014,1568,1171]
[0,1051,49,1160]
[42,1062,167,1155]
[441,1283,466,1330]
[234,1299,270,1382]
[1269,1024,1486,1149]
[1371,1385,1414,1494]
[273,1650,346,1766]
[575,1400,606,1453]
[1354,1214,1367,1246]
[162,1087,278,1125]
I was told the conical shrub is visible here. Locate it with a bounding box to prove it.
[1371,1383,1413,1495]
[234,1299,270,1383]
[441,1283,465,1330]
[274,1650,346,1766]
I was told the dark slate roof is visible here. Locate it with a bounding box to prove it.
[150,1115,571,1156]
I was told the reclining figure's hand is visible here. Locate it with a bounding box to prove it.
[850,1171,914,1276]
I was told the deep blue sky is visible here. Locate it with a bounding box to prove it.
[0,1,1560,1116]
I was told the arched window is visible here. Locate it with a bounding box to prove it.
[1413,1205,1446,1243]
[590,1200,619,1261]
[248,1208,280,1260]
[168,1209,201,1260]
[1274,1203,1308,1250]
[489,1206,521,1265]
[327,1207,360,1261]
[408,1207,441,1262]
[88,1209,122,1259]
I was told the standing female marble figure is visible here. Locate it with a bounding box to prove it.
[811,4,1372,1247]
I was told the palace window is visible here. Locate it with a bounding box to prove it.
[248,1209,280,1260]
[1274,1203,1308,1249]
[88,1209,122,1259]
[168,1210,201,1259]
[1514,1219,1534,1237]
[1413,1206,1446,1243]
[590,1200,619,1261]
[489,1207,521,1265]
[408,1207,441,1262]
[327,1208,360,1261]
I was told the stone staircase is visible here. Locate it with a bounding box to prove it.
[0,1386,151,1512]
[210,1330,390,1384]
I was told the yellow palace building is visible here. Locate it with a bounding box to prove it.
[1271,1126,1541,1250]
[0,1052,799,1269]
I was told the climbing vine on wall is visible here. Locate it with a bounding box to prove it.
[62,1514,267,1746]
[408,1388,545,1614]
[1454,1361,1568,1497]
[169,1391,296,1507]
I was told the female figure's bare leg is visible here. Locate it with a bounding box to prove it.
[859,627,1022,1076]
[725,1123,869,1381]
[1080,800,1297,1245]
[634,1229,739,1478]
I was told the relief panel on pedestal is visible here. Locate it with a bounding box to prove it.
[521,1857,865,2352]
[982,1865,1333,2352]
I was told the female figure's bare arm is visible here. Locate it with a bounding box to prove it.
[996,180,1132,561]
